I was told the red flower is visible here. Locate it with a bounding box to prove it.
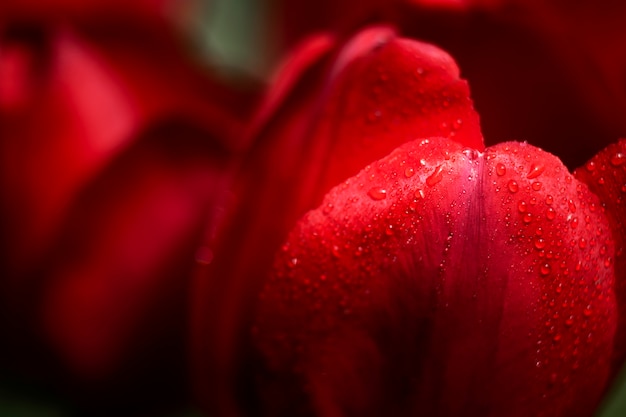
[0,2,255,412]
[192,26,626,417]
[271,0,626,169]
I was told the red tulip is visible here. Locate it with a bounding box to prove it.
[0,3,255,412]
[270,0,626,169]
[193,26,626,417]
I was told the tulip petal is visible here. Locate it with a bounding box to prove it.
[192,27,483,413]
[575,139,626,375]
[254,138,616,417]
[33,123,235,409]
[0,27,243,277]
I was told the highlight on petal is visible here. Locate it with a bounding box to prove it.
[191,26,483,414]
[575,138,626,375]
[253,138,616,417]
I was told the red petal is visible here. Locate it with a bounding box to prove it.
[254,138,616,416]
[18,125,236,411]
[192,27,483,412]
[272,1,626,169]
[0,27,243,277]
[575,139,626,375]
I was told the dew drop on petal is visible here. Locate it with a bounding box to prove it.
[532,181,542,191]
[507,180,519,193]
[527,164,546,179]
[496,163,506,176]
[546,207,556,220]
[426,165,444,186]
[368,187,387,200]
[523,212,533,224]
[568,199,577,213]
[404,167,415,178]
[610,152,626,166]
[534,237,546,250]
[518,200,528,213]
[540,263,551,276]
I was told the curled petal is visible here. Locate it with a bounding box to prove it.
[254,138,617,417]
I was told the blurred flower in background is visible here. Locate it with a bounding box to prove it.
[0,0,256,414]
[2,0,626,416]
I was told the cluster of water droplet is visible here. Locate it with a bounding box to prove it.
[253,137,617,415]
[486,142,616,408]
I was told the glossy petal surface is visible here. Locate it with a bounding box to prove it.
[254,138,617,417]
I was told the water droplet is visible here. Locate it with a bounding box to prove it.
[546,195,554,205]
[368,187,387,200]
[586,160,596,171]
[532,181,542,191]
[527,164,546,179]
[583,306,593,317]
[534,237,546,250]
[518,200,528,213]
[579,238,587,249]
[540,263,551,276]
[404,167,415,178]
[611,152,626,166]
[426,165,444,186]
[523,212,533,224]
[598,177,605,185]
[323,203,334,215]
[415,189,425,199]
[463,149,479,160]
[496,163,506,176]
[570,217,579,229]
[507,180,519,193]
[568,199,577,213]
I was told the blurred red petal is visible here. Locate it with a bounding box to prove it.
[0,0,183,26]
[575,139,626,375]
[254,138,617,417]
[0,26,243,277]
[1,123,237,412]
